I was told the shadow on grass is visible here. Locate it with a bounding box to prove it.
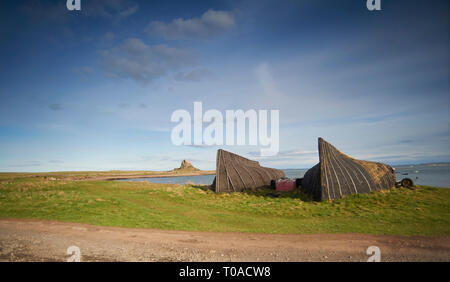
[242,187,315,202]
[189,184,214,192]
[188,184,315,202]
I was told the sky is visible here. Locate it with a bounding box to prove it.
[0,0,448,172]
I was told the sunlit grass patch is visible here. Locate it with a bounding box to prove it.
[0,178,449,235]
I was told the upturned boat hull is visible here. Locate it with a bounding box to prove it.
[212,149,285,193]
[302,138,396,200]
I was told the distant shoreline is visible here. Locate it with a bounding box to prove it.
[394,163,450,167]
[0,170,216,182]
[106,171,216,181]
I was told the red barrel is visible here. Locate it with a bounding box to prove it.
[275,179,296,191]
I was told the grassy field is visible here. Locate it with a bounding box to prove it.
[0,176,449,236]
[0,169,215,181]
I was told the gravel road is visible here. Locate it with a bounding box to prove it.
[0,219,448,262]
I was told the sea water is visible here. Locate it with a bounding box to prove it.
[121,165,449,188]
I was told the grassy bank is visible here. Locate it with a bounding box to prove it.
[0,169,215,181]
[0,176,449,236]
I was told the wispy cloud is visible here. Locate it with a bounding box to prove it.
[99,38,196,83]
[248,149,318,163]
[147,9,235,40]
[99,32,115,47]
[174,68,214,82]
[48,104,62,111]
[73,66,94,78]
[84,0,139,22]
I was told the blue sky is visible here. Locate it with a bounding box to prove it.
[0,0,448,172]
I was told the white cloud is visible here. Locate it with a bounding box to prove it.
[147,9,235,40]
[99,38,196,83]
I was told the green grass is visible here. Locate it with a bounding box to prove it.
[0,177,449,236]
[0,169,215,182]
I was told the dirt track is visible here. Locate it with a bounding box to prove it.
[0,219,449,262]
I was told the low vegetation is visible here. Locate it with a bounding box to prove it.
[0,169,214,181]
[0,176,449,236]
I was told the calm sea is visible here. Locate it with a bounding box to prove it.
[121,165,450,188]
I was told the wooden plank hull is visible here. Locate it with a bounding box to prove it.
[302,138,396,201]
[212,149,286,193]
